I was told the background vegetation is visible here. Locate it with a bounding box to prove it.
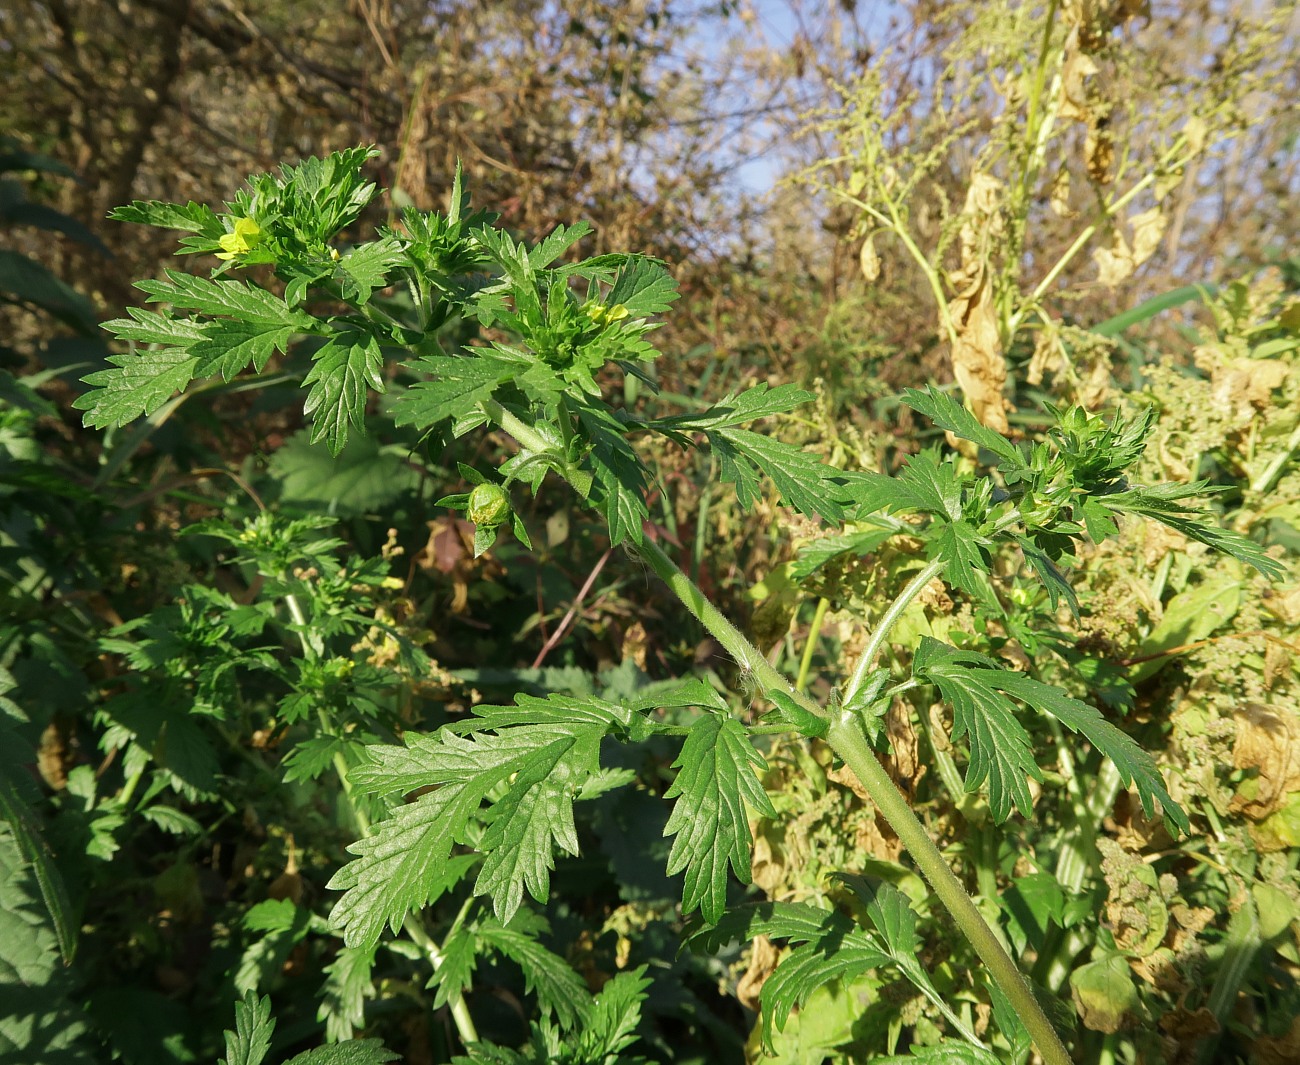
[3,1,1299,1063]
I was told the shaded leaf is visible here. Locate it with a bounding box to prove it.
[663,714,776,924]
[302,330,385,455]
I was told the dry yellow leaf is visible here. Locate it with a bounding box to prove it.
[1210,357,1290,424]
[1050,166,1075,218]
[1130,206,1167,264]
[859,233,881,283]
[1094,232,1135,285]
[1059,38,1099,123]
[1087,121,1114,184]
[1230,703,1300,821]
[946,173,1011,432]
[1094,207,1165,285]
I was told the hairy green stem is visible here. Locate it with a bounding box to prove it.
[796,597,831,691]
[827,711,1070,1065]
[843,558,945,706]
[482,400,1071,1064]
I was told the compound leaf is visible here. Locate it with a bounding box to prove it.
[283,1044,398,1065]
[710,428,844,522]
[220,992,274,1065]
[429,923,480,1011]
[138,270,309,325]
[302,330,385,455]
[901,385,1026,467]
[914,638,1188,833]
[477,915,591,1028]
[994,668,1189,834]
[912,638,1040,822]
[317,944,377,1042]
[192,318,296,380]
[74,349,197,428]
[664,714,776,924]
[1017,535,1081,616]
[392,355,516,432]
[108,199,222,234]
[684,900,890,1044]
[1102,483,1285,580]
[472,733,599,920]
[100,307,205,349]
[578,967,652,1061]
[656,382,815,431]
[606,257,679,319]
[333,696,631,944]
[576,403,651,546]
[527,220,592,271]
[337,237,405,305]
[761,936,892,1044]
[930,520,997,608]
[327,787,480,950]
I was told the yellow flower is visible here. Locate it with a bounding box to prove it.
[584,302,630,325]
[216,216,262,260]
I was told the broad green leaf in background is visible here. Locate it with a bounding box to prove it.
[873,1043,1005,1065]
[1128,571,1243,682]
[0,248,99,331]
[268,431,420,514]
[0,824,95,1064]
[0,669,75,963]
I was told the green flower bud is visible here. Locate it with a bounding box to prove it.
[468,483,511,527]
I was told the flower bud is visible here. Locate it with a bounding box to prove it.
[467,483,511,527]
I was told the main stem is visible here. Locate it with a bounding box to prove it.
[637,538,1071,1065]
[481,400,1071,1065]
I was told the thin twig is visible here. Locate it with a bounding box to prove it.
[531,548,614,669]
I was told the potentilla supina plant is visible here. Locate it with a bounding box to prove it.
[80,149,1284,1065]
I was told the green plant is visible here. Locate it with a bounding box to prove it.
[73,149,1287,1063]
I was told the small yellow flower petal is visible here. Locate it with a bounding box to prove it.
[217,216,262,260]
